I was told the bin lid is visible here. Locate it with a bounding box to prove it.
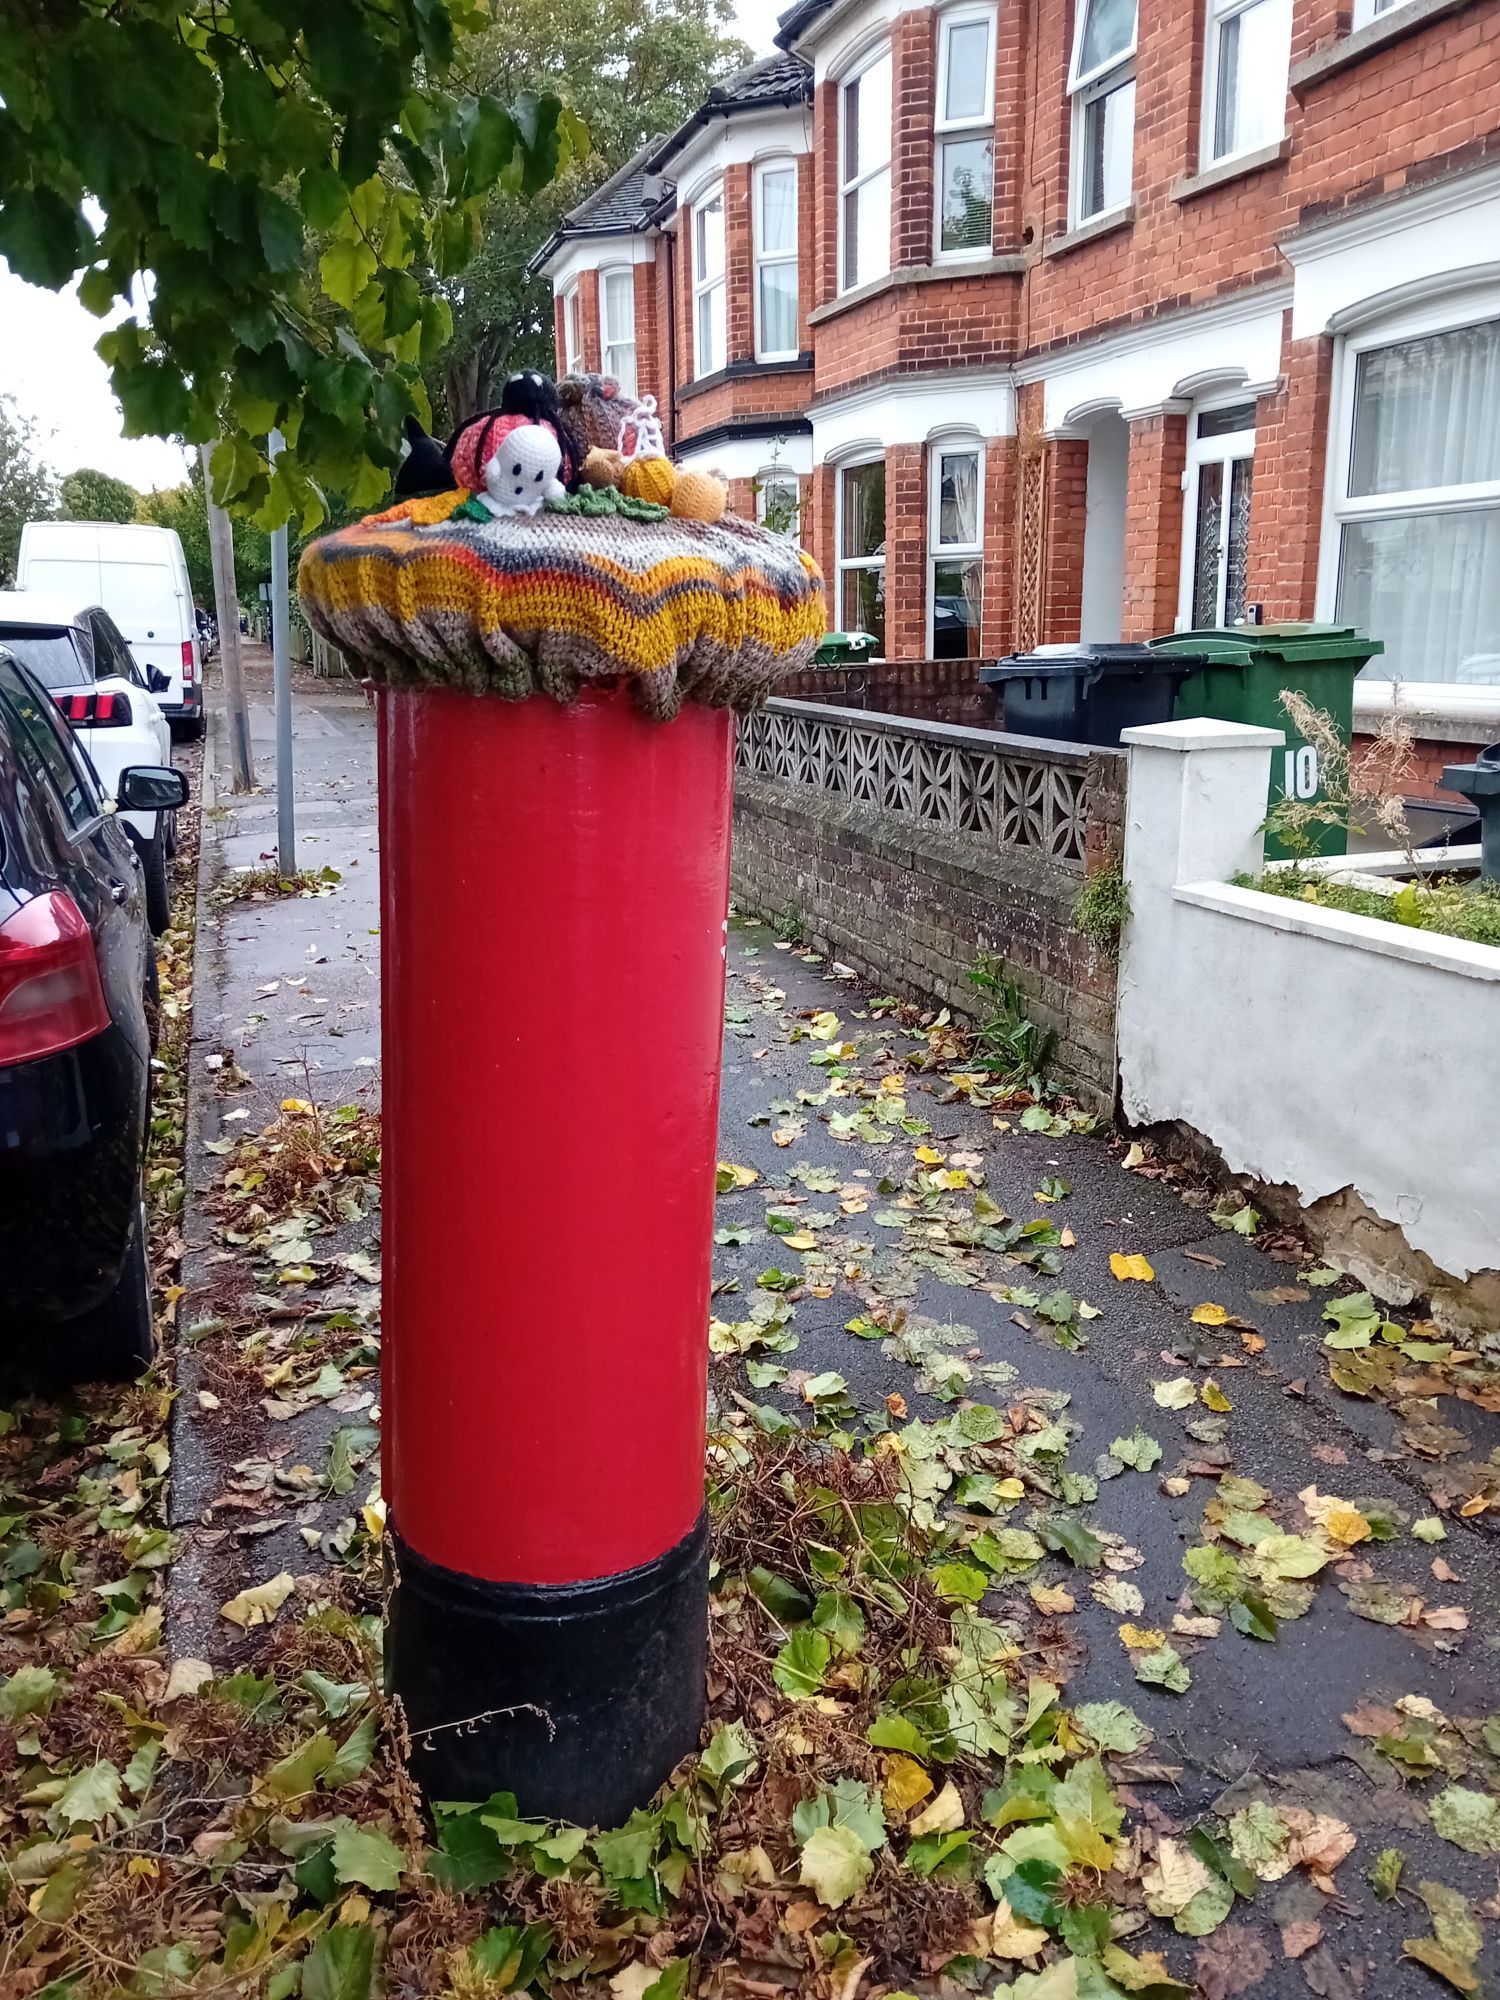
[981,642,1205,681]
[813,629,880,660]
[1152,623,1385,664]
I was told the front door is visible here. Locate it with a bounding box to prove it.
[1180,399,1256,628]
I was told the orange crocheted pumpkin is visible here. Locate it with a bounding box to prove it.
[669,470,728,523]
[620,456,677,506]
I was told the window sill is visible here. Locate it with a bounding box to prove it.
[1289,0,1481,95]
[809,254,1026,325]
[1172,137,1291,203]
[676,355,815,404]
[1042,204,1135,260]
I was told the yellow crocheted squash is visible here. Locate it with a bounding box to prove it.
[620,455,677,506]
[669,471,728,523]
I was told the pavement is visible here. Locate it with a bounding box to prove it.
[167,675,1500,1995]
[167,645,383,1658]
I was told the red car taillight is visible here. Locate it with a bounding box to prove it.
[0,892,110,1067]
[181,640,196,683]
[55,691,132,727]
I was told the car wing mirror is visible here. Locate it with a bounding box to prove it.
[115,765,189,812]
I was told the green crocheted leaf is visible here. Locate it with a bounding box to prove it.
[546,487,671,523]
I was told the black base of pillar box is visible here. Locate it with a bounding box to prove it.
[386,1513,709,1826]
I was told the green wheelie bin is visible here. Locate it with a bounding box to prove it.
[1151,624,1384,859]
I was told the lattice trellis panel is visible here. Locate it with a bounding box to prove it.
[1015,450,1046,654]
[738,706,1088,866]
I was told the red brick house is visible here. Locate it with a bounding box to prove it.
[535,0,1500,775]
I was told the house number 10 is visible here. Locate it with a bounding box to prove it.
[1283,745,1319,800]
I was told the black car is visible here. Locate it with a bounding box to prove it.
[0,649,188,1382]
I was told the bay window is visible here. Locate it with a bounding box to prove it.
[840,47,892,293]
[838,460,886,652]
[1330,303,1500,684]
[599,268,637,396]
[1181,401,1256,628]
[693,185,726,378]
[755,161,800,361]
[1203,0,1292,166]
[935,7,996,257]
[929,442,984,657]
[1067,0,1136,225]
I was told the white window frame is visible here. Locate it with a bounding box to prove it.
[561,283,582,375]
[692,181,727,380]
[1316,283,1500,690]
[1200,0,1291,168]
[835,455,886,652]
[599,266,637,396]
[838,43,893,296]
[755,465,802,540]
[753,159,800,363]
[1176,397,1257,629]
[926,437,985,655]
[1351,0,1412,25]
[1067,0,1137,227]
[934,5,997,262]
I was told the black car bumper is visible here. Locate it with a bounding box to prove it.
[0,1025,147,1324]
[163,685,202,721]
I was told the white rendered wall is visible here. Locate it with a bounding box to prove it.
[1117,719,1500,1284]
[1078,414,1128,643]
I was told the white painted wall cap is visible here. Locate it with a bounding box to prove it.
[1122,719,1286,751]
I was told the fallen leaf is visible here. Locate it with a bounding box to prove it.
[1111,1253,1155,1282]
[1281,1921,1323,1958]
[1423,1605,1469,1631]
[163,1658,215,1702]
[1190,1303,1229,1326]
[1029,1581,1076,1615]
[1119,1624,1166,1650]
[908,1780,964,1837]
[1122,1142,1147,1169]
[1201,1379,1232,1412]
[1142,1839,1212,1917]
[1194,1926,1273,1999]
[799,1825,873,1908]
[220,1572,295,1629]
[882,1756,932,1816]
[1153,1377,1197,1410]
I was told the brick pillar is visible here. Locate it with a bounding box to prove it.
[893,9,937,268]
[808,463,837,616]
[725,164,754,366]
[1246,313,1333,622]
[1120,409,1188,641]
[982,435,1016,655]
[813,81,839,310]
[553,294,567,377]
[885,444,928,658]
[727,476,757,521]
[634,258,659,408]
[578,269,603,373]
[797,153,816,349]
[1042,436,1089,644]
[992,0,1026,251]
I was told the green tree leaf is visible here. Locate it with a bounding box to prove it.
[330,1824,406,1891]
[773,1627,831,1698]
[302,1924,376,2000]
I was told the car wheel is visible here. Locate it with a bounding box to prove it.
[142,831,171,936]
[55,1200,155,1383]
[164,808,177,858]
[173,714,205,743]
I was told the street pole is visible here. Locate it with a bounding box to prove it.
[200,442,255,792]
[268,430,295,874]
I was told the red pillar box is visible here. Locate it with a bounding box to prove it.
[299,406,824,1826]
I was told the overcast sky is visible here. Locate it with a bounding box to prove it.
[0,0,782,496]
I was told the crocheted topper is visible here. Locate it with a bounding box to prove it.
[298,481,826,721]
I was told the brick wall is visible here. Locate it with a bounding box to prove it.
[730,765,1124,1109]
[1042,437,1089,644]
[778,656,1002,724]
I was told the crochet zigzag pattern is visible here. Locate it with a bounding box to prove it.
[297,489,826,719]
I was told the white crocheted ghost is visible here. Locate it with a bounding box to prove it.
[480,424,565,517]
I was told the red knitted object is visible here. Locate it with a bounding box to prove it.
[450,413,564,493]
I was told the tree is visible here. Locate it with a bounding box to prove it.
[59,467,139,524]
[0,2,586,527]
[0,397,58,585]
[140,458,357,609]
[430,0,749,424]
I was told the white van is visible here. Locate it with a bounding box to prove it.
[17,520,203,738]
